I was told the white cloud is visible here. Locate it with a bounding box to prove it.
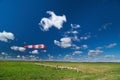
[73,51,83,55]
[80,36,88,40]
[88,49,103,56]
[104,55,115,59]
[96,46,103,50]
[29,55,39,61]
[54,37,72,48]
[99,23,112,31]
[64,24,80,42]
[0,31,14,42]
[42,50,47,53]
[71,24,80,29]
[65,30,78,34]
[39,11,66,31]
[59,37,72,48]
[10,46,26,52]
[29,50,39,54]
[1,52,7,55]
[21,56,26,60]
[48,54,54,60]
[65,31,80,42]
[104,23,112,27]
[54,40,61,46]
[19,47,26,52]
[95,43,117,50]
[80,35,90,40]
[17,55,20,58]
[54,36,80,49]
[71,31,78,34]
[80,33,91,41]
[72,44,80,50]
[64,54,73,60]
[81,44,88,49]
[71,35,80,41]
[29,55,35,58]
[106,43,117,48]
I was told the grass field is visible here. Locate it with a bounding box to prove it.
[0,61,120,80]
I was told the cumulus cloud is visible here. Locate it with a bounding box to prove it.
[1,52,7,55]
[88,49,103,56]
[72,44,80,50]
[64,24,80,42]
[55,24,81,49]
[29,50,39,54]
[65,32,80,42]
[39,11,66,31]
[71,35,80,41]
[48,54,54,60]
[10,46,26,52]
[0,52,8,59]
[64,54,73,60]
[80,35,91,41]
[95,43,117,50]
[42,50,47,53]
[81,44,88,49]
[99,23,112,31]
[54,40,61,46]
[73,51,83,55]
[64,24,80,36]
[54,36,80,49]
[104,55,115,59]
[96,46,103,50]
[71,24,80,29]
[65,30,78,34]
[54,37,72,48]
[71,31,78,34]
[80,36,88,40]
[0,31,14,42]
[17,55,20,58]
[106,43,117,48]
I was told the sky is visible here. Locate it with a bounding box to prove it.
[0,0,120,62]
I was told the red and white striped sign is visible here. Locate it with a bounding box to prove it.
[24,44,46,49]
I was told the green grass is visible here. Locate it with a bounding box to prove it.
[0,61,120,80]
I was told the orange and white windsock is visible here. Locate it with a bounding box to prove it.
[24,44,46,49]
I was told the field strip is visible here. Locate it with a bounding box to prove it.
[35,63,80,72]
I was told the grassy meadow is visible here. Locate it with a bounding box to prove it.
[0,61,120,80]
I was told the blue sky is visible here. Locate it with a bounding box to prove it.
[0,0,120,62]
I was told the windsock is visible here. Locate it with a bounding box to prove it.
[24,44,46,49]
